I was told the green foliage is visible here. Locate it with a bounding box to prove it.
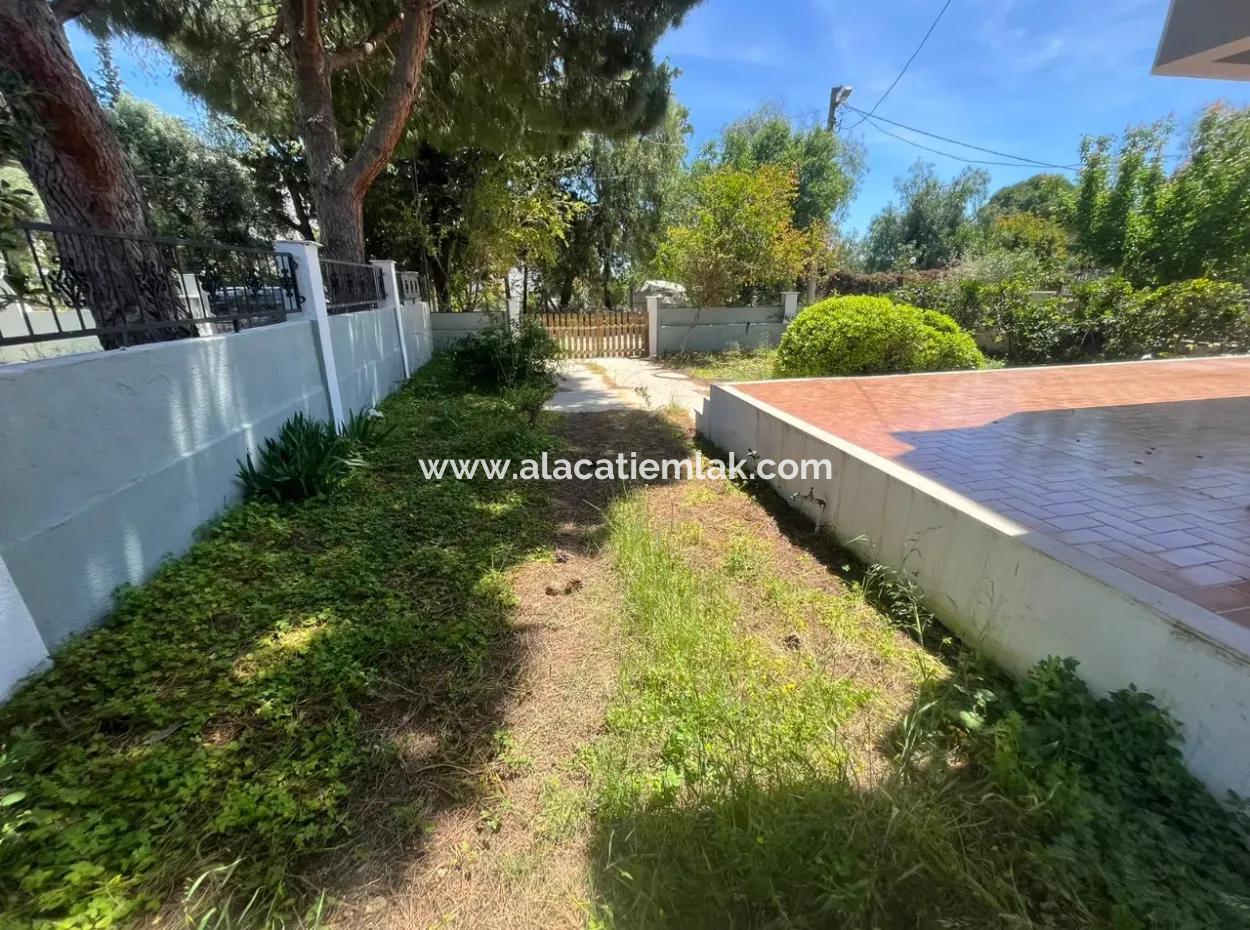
[367,149,582,312]
[662,346,778,383]
[656,164,812,306]
[693,103,863,230]
[1108,277,1249,356]
[447,317,561,392]
[863,161,989,271]
[338,407,395,453]
[98,0,697,184]
[588,503,1250,929]
[897,273,1250,364]
[503,381,556,426]
[979,172,1075,226]
[106,95,279,244]
[775,295,985,377]
[237,408,398,505]
[970,657,1250,929]
[236,413,354,504]
[0,362,555,929]
[540,103,691,310]
[1071,104,1250,285]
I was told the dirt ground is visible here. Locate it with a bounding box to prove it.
[327,407,931,929]
[328,410,687,930]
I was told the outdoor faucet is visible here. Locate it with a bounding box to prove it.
[789,487,828,531]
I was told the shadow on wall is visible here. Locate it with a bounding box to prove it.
[0,305,429,654]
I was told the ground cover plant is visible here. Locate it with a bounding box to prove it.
[5,362,1250,930]
[583,480,1250,929]
[0,357,557,929]
[774,294,985,377]
[660,346,778,383]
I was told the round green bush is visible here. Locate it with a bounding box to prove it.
[774,296,985,377]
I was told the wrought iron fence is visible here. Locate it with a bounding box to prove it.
[0,220,301,350]
[398,270,423,304]
[320,258,384,313]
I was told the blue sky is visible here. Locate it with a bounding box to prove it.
[70,0,1250,233]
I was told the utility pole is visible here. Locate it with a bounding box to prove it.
[808,85,855,306]
[827,85,853,131]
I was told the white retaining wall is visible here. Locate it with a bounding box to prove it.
[698,383,1250,798]
[430,311,502,351]
[0,296,431,697]
[656,306,786,354]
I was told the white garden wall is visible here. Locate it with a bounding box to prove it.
[430,311,502,351]
[0,292,432,697]
[656,306,786,354]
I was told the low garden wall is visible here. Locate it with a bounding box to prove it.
[655,305,786,354]
[698,383,1250,798]
[430,311,503,351]
[0,300,431,695]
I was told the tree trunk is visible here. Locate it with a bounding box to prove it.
[0,0,193,347]
[285,0,435,261]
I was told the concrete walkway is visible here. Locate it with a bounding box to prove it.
[547,357,709,418]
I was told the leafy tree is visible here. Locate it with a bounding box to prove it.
[980,173,1074,226]
[365,148,579,310]
[863,162,989,271]
[656,164,811,306]
[106,95,275,244]
[1150,104,1250,283]
[86,0,699,260]
[694,104,863,230]
[1071,122,1169,276]
[544,102,690,309]
[88,35,122,107]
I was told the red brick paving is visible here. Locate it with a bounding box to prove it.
[737,358,1250,624]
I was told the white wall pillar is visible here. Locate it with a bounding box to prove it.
[371,259,410,378]
[783,291,800,321]
[506,297,521,332]
[646,296,660,357]
[1,553,49,701]
[274,240,345,427]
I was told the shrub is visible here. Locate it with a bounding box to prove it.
[237,408,394,505]
[1108,278,1249,356]
[504,381,556,425]
[237,412,350,504]
[339,407,395,452]
[448,317,560,391]
[972,657,1250,928]
[774,295,985,377]
[820,267,946,299]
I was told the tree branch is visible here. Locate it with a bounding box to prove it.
[329,14,405,71]
[344,0,436,197]
[51,0,94,22]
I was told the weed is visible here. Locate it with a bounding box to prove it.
[584,497,1250,929]
[0,358,555,929]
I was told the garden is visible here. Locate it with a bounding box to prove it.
[3,321,1250,929]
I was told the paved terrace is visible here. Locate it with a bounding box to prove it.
[736,357,1250,626]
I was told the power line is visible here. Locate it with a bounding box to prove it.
[863,117,1077,171]
[848,105,1079,170]
[848,0,954,130]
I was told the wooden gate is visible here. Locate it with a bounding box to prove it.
[531,310,648,358]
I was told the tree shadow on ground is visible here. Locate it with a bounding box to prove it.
[0,374,694,929]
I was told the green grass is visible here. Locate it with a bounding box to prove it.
[585,497,1250,929]
[660,347,779,383]
[0,357,558,930]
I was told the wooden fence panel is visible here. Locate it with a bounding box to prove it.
[530,310,648,358]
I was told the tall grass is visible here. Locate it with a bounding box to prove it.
[585,497,1250,929]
